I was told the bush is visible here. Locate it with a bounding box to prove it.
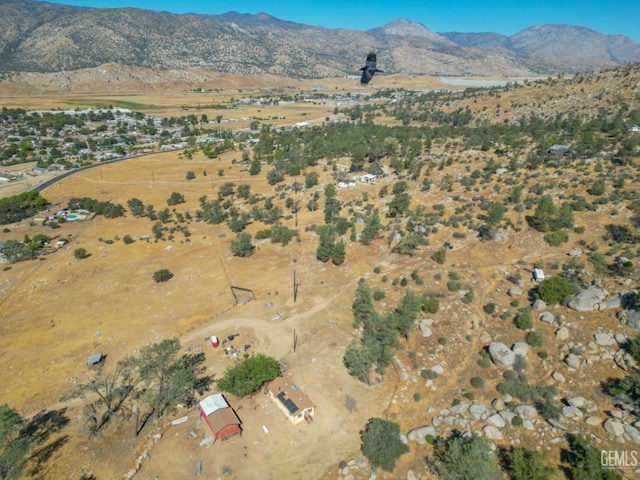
[153,269,174,283]
[431,248,447,264]
[360,418,409,472]
[230,232,254,257]
[483,302,497,314]
[432,431,502,480]
[422,297,440,314]
[526,330,544,347]
[373,289,386,301]
[514,309,533,329]
[543,230,569,246]
[537,276,575,304]
[74,248,89,259]
[470,377,485,389]
[504,446,556,480]
[216,354,280,397]
[420,369,439,380]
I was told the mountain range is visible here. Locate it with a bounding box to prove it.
[1,0,639,78]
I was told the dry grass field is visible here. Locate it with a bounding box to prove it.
[1,69,639,480]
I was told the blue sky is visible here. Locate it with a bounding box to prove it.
[50,0,640,42]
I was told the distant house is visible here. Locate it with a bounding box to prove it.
[199,394,242,443]
[266,377,315,425]
[548,144,570,155]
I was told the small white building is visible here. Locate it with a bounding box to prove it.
[533,269,545,281]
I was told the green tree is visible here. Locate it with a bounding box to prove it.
[249,158,261,175]
[344,340,373,385]
[360,211,383,245]
[74,248,89,260]
[514,309,533,329]
[185,171,196,180]
[393,291,421,340]
[537,276,575,304]
[486,202,507,225]
[153,269,174,283]
[431,248,447,264]
[136,338,205,419]
[422,297,440,314]
[432,431,503,480]
[216,354,281,397]
[529,195,556,232]
[565,434,622,480]
[360,418,409,472]
[305,171,319,188]
[60,359,138,435]
[316,225,336,263]
[0,404,31,480]
[1,240,30,263]
[167,192,186,206]
[503,446,557,480]
[332,239,346,266]
[230,232,254,257]
[127,197,145,217]
[352,281,376,327]
[544,230,569,246]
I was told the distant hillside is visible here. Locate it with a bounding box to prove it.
[0,0,639,77]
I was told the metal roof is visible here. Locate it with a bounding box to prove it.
[199,393,230,417]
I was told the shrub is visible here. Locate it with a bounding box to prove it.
[511,416,523,427]
[543,230,569,246]
[360,418,409,472]
[373,289,386,301]
[536,398,561,420]
[526,330,544,347]
[514,309,533,329]
[74,248,89,259]
[504,446,556,480]
[483,302,497,314]
[431,248,447,264]
[230,232,254,257]
[432,431,502,480]
[447,280,461,292]
[537,276,575,304]
[470,377,485,389]
[422,297,440,314]
[420,369,439,380]
[153,269,174,283]
[216,354,280,397]
[122,235,134,245]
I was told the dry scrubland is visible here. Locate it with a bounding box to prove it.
[1,69,639,480]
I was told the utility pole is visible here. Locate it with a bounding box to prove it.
[293,268,300,303]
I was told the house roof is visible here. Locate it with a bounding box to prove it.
[199,393,229,417]
[207,407,241,435]
[267,377,315,416]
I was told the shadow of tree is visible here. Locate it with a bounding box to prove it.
[21,407,71,476]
